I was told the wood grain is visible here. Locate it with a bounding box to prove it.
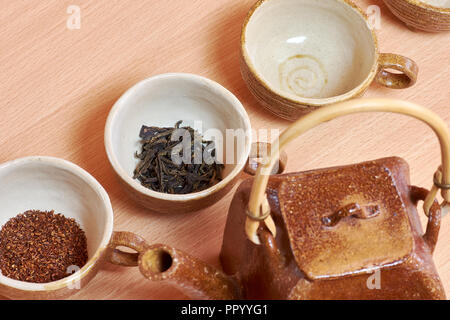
[0,0,448,300]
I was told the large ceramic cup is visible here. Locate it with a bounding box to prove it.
[384,0,450,32]
[105,73,286,214]
[0,157,158,300]
[0,157,113,299]
[240,0,419,120]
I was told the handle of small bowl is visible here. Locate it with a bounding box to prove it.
[376,53,418,89]
[409,186,441,253]
[246,98,450,245]
[244,142,288,176]
[106,231,150,267]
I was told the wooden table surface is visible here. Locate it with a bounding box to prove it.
[0,0,449,300]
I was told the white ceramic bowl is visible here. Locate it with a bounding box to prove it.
[240,0,418,120]
[244,0,376,100]
[105,73,252,214]
[383,0,450,32]
[0,156,113,299]
[422,0,450,7]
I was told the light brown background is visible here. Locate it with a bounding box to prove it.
[0,0,448,299]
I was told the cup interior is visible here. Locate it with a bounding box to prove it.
[421,0,450,9]
[0,157,113,291]
[243,0,377,100]
[105,73,252,200]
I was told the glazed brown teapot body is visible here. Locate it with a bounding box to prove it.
[108,99,449,300]
[220,157,445,299]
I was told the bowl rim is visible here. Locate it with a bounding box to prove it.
[104,72,252,203]
[404,0,450,13]
[0,156,114,292]
[240,0,380,107]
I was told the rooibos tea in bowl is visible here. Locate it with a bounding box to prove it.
[105,73,286,214]
[0,157,114,299]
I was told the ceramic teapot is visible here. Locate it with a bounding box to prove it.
[107,99,449,300]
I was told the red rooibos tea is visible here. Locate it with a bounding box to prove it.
[0,210,88,283]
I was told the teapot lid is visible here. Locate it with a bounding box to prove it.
[278,157,414,280]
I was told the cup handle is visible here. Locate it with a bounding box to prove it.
[376,53,418,89]
[244,142,288,176]
[105,231,149,267]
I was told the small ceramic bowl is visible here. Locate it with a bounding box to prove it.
[384,0,450,32]
[240,0,419,120]
[0,156,113,299]
[105,73,278,214]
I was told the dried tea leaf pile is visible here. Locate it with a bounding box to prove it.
[0,210,88,283]
[134,121,224,194]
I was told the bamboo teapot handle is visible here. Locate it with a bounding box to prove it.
[246,98,450,245]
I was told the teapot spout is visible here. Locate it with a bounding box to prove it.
[138,244,241,300]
